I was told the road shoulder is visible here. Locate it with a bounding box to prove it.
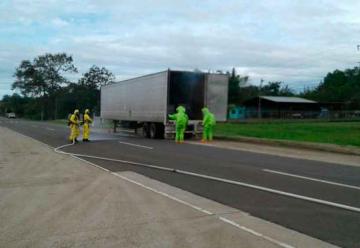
[189,139,360,167]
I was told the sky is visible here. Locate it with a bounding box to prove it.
[1,0,360,97]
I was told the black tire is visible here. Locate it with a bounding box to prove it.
[149,123,165,139]
[156,123,165,139]
[150,123,157,139]
[143,123,150,138]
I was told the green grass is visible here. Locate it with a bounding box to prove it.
[215,121,360,147]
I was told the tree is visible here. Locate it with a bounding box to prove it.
[279,84,295,96]
[261,82,281,96]
[12,60,45,97]
[228,68,249,104]
[238,85,259,103]
[260,81,294,96]
[301,66,360,109]
[75,66,115,115]
[12,53,78,119]
[0,93,30,117]
[78,65,115,89]
[13,53,77,97]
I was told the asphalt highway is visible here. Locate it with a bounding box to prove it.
[1,117,360,248]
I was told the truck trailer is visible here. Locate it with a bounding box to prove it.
[101,70,228,139]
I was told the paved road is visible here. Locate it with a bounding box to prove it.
[1,117,360,248]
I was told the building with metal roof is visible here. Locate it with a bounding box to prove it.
[259,96,317,104]
[242,96,320,119]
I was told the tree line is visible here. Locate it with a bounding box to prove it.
[1,53,360,120]
[0,53,114,120]
[300,67,360,109]
[228,68,294,105]
[228,66,360,109]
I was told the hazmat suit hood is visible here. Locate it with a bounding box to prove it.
[202,107,209,114]
[176,106,186,113]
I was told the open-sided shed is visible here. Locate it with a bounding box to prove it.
[243,96,320,118]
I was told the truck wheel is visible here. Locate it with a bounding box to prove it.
[150,123,165,139]
[143,123,150,138]
[156,123,165,139]
[150,123,157,139]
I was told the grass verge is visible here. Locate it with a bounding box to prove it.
[215,121,360,147]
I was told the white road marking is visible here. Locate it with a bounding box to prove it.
[112,172,294,248]
[111,172,213,215]
[52,143,295,248]
[46,127,55,131]
[71,154,110,172]
[53,144,360,214]
[118,141,153,149]
[55,147,173,172]
[263,169,360,191]
[177,169,360,213]
[219,217,295,248]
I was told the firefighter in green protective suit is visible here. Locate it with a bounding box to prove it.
[168,106,188,143]
[201,107,216,142]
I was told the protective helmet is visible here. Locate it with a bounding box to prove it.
[74,109,79,114]
[85,109,90,114]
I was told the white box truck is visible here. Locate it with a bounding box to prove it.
[101,70,228,139]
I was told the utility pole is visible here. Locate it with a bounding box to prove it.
[54,97,58,120]
[357,45,360,67]
[258,78,264,119]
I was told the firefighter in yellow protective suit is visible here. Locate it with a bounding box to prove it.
[69,109,80,143]
[82,109,92,142]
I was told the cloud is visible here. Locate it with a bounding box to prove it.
[0,0,360,97]
[51,17,69,28]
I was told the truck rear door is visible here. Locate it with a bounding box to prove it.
[205,74,229,122]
